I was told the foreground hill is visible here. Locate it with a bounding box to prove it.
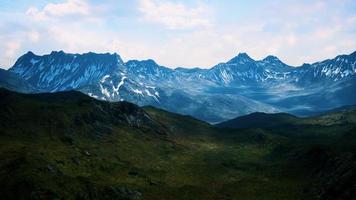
[217,106,356,129]
[0,89,355,199]
[217,112,299,129]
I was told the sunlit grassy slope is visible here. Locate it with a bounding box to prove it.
[0,88,355,200]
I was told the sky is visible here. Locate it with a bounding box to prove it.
[0,0,355,69]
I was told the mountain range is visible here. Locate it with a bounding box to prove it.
[1,50,355,122]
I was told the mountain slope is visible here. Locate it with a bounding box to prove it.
[0,88,166,136]
[0,69,34,93]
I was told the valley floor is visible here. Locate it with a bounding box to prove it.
[0,128,315,200]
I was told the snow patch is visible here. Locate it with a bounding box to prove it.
[30,58,39,65]
[100,84,111,97]
[88,92,99,99]
[100,75,110,83]
[113,76,126,95]
[132,89,143,95]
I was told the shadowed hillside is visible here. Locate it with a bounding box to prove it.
[217,107,356,140]
[0,88,355,200]
[216,112,299,129]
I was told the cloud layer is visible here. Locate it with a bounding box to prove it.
[0,0,355,69]
[26,0,91,21]
[138,0,212,29]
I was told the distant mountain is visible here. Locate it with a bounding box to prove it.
[9,51,160,104]
[217,105,356,129]
[125,59,175,84]
[3,50,356,122]
[216,112,299,129]
[10,51,124,91]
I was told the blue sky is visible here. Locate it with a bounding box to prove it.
[0,0,355,69]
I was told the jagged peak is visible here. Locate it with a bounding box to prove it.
[227,52,254,64]
[333,51,356,62]
[142,59,158,66]
[24,51,124,64]
[46,51,122,58]
[50,50,65,56]
[126,59,162,68]
[25,51,36,56]
[350,50,356,57]
[237,52,250,57]
[127,59,158,65]
[263,55,280,62]
[261,55,290,67]
[300,63,312,68]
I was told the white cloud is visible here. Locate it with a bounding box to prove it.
[26,0,90,21]
[27,30,40,42]
[0,36,27,67]
[4,40,22,60]
[44,26,150,61]
[138,0,213,29]
[276,0,326,15]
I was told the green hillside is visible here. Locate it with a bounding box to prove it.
[217,106,356,129]
[0,88,355,200]
[216,112,299,129]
